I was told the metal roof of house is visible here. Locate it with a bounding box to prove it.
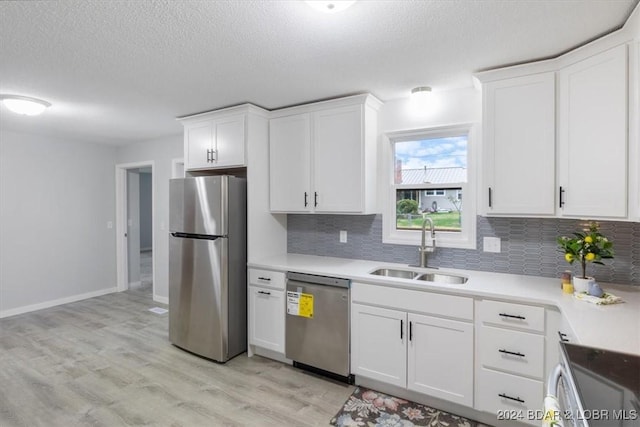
[399,167,466,185]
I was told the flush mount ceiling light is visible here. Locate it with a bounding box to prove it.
[411,86,432,100]
[410,86,432,111]
[305,0,356,13]
[0,95,51,116]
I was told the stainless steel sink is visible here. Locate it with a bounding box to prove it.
[415,272,468,284]
[370,268,419,279]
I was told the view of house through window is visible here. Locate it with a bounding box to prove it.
[394,134,468,232]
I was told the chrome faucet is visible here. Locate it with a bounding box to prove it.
[418,216,436,268]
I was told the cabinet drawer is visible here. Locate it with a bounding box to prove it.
[475,367,543,426]
[478,325,545,379]
[248,269,285,290]
[351,283,473,321]
[477,300,545,332]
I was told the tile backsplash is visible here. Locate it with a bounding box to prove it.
[287,215,639,286]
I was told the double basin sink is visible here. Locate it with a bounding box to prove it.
[370,268,468,285]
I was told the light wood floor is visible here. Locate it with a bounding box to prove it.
[0,288,355,426]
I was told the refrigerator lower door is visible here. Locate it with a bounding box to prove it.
[169,234,228,361]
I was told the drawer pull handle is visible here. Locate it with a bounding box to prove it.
[257,277,271,281]
[558,331,569,342]
[498,313,526,320]
[499,349,525,357]
[400,319,404,340]
[499,393,525,404]
[257,290,271,296]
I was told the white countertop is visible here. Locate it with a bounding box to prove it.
[249,253,640,355]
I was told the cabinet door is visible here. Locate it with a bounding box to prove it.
[313,105,364,212]
[559,44,628,218]
[185,121,214,170]
[269,113,311,212]
[213,114,246,168]
[407,313,474,406]
[248,286,285,353]
[484,73,556,215]
[351,303,406,388]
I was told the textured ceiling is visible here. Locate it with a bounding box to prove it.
[0,0,638,145]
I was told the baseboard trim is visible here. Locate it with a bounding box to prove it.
[0,287,118,319]
[153,295,168,305]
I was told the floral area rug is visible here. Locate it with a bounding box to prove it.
[330,387,490,427]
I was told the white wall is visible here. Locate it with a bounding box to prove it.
[115,134,183,303]
[379,86,481,132]
[0,129,117,317]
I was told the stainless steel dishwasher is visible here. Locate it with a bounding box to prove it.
[285,272,353,384]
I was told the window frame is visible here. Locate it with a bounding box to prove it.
[382,124,477,249]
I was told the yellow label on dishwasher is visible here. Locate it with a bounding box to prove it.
[299,293,313,318]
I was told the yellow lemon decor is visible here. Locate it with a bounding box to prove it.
[557,221,614,280]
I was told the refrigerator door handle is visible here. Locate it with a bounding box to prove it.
[171,232,223,240]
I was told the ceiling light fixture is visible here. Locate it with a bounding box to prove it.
[305,0,356,13]
[411,86,432,100]
[410,86,432,111]
[0,95,51,116]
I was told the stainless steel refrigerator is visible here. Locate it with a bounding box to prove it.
[168,175,247,362]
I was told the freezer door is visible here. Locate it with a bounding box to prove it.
[169,234,228,361]
[169,176,227,236]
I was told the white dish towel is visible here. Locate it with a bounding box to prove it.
[574,292,624,305]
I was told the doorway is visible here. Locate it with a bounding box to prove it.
[115,161,155,298]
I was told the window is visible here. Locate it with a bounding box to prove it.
[383,124,476,249]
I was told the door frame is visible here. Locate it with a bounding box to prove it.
[115,161,155,295]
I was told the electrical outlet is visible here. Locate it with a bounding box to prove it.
[483,236,501,253]
[339,230,347,243]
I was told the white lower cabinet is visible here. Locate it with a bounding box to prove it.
[475,299,546,426]
[407,313,474,406]
[351,304,406,387]
[248,286,285,353]
[247,269,286,354]
[475,368,543,425]
[351,283,474,407]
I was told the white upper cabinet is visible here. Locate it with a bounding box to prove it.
[483,72,556,215]
[269,94,381,214]
[558,44,628,218]
[477,38,634,220]
[269,113,312,212]
[180,107,248,171]
[313,105,365,213]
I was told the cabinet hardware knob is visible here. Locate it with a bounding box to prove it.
[498,313,526,320]
[499,393,524,403]
[499,349,525,357]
